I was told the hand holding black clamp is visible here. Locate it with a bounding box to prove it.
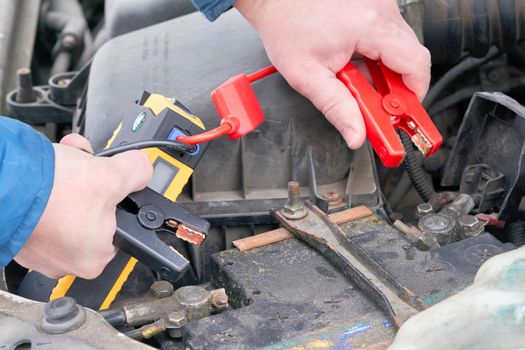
[115,186,210,282]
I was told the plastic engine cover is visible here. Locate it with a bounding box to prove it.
[84,11,379,220]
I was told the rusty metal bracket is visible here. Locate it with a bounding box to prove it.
[272,201,423,326]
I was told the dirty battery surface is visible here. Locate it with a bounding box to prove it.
[184,211,512,349]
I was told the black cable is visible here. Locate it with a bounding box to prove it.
[506,221,525,247]
[400,132,434,202]
[98,309,126,327]
[95,140,195,157]
[429,77,525,116]
[423,47,500,109]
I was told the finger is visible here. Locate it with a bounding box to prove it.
[282,63,366,149]
[105,150,153,201]
[60,133,94,154]
[356,22,431,100]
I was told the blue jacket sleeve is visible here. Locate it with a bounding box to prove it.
[0,117,54,267]
[191,0,238,21]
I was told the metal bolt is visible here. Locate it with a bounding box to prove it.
[211,289,229,309]
[414,232,440,251]
[458,215,484,239]
[416,203,434,219]
[41,297,86,334]
[281,181,307,220]
[150,280,174,298]
[16,67,37,103]
[166,310,186,338]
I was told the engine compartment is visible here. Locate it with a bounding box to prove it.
[2,1,525,349]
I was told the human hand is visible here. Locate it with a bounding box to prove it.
[235,0,431,149]
[15,134,153,279]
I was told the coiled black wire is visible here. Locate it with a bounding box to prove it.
[400,132,434,202]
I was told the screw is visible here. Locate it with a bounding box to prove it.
[150,280,174,298]
[16,67,37,103]
[281,181,307,220]
[416,203,434,219]
[166,310,186,338]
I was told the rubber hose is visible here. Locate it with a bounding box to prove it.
[506,221,525,247]
[423,48,499,108]
[400,132,434,202]
[418,0,525,64]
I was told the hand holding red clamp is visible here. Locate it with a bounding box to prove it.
[337,59,442,167]
[176,60,442,168]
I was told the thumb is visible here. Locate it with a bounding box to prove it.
[106,150,153,201]
[60,133,94,154]
[283,63,366,149]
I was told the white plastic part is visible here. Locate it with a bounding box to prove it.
[390,246,525,350]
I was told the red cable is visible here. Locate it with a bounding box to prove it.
[246,66,277,82]
[176,123,233,145]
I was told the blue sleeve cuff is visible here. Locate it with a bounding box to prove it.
[0,117,55,267]
[191,0,238,21]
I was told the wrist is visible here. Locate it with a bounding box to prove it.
[234,0,266,28]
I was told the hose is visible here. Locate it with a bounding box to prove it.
[423,48,500,108]
[400,132,434,202]
[418,0,525,65]
[506,221,525,247]
[429,77,525,116]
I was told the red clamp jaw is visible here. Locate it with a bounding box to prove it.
[337,59,443,167]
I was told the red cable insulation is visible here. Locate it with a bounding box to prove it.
[246,66,277,82]
[176,123,233,145]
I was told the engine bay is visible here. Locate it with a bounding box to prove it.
[1,1,525,349]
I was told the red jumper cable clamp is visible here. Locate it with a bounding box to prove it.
[177,60,442,168]
[337,59,443,167]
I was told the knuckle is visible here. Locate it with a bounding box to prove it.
[287,73,311,95]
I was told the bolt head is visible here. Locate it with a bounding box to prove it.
[167,311,186,327]
[45,297,78,321]
[150,280,174,298]
[282,205,307,220]
[416,203,434,218]
[458,215,479,228]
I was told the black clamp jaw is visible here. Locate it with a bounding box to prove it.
[114,186,210,282]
